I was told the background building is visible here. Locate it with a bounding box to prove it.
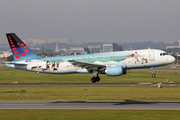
[112,43,123,51]
[49,38,57,43]
[59,38,68,43]
[103,43,123,52]
[70,47,84,52]
[103,44,113,52]
[0,51,12,58]
[88,45,101,53]
[34,39,46,44]
[166,40,180,49]
[69,47,86,54]
[84,48,90,53]
[27,39,46,46]
[27,39,36,45]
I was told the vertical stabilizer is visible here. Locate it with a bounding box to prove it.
[6,33,41,61]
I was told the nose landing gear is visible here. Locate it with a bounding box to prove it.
[151,67,156,78]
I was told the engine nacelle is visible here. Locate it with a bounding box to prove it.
[105,66,123,76]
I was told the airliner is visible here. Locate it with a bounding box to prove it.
[5,33,175,83]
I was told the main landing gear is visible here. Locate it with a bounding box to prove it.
[91,71,100,83]
[151,67,156,78]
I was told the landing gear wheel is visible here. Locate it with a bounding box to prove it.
[91,76,100,83]
[91,77,96,83]
[96,76,100,82]
[152,74,156,78]
[91,72,101,83]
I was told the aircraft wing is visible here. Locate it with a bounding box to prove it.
[68,60,106,71]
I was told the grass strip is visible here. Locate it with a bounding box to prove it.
[0,66,180,83]
[0,85,180,101]
[0,110,180,120]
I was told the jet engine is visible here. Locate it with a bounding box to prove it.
[105,66,123,76]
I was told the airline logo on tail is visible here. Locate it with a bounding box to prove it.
[6,33,40,61]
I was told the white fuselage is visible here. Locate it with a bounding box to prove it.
[6,49,175,74]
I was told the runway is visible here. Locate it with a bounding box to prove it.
[1,101,180,109]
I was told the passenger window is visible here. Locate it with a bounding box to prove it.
[163,53,165,55]
[160,53,162,56]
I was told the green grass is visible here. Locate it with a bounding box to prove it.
[0,85,180,101]
[0,110,180,120]
[1,66,180,120]
[0,66,180,83]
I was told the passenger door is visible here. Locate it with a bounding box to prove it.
[149,51,155,61]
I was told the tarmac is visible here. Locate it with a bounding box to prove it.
[1,101,180,109]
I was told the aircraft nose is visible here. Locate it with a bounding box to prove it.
[169,56,176,63]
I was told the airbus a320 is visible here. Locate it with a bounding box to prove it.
[6,33,175,83]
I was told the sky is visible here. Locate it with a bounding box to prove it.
[0,0,180,44]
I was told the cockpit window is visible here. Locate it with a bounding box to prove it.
[160,53,168,56]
